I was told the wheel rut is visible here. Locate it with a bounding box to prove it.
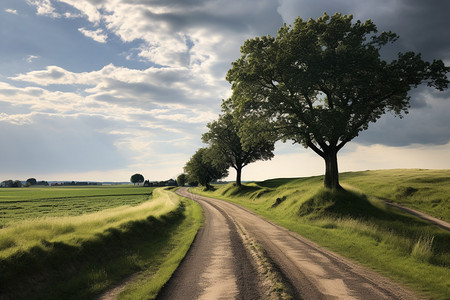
[157,188,418,300]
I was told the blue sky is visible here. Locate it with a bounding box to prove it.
[0,0,449,182]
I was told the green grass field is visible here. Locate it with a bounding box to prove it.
[0,186,203,299]
[0,185,153,226]
[193,169,450,299]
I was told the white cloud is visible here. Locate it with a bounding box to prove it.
[5,8,18,15]
[27,0,61,18]
[58,0,102,24]
[25,55,40,63]
[78,27,108,43]
[2,0,448,182]
[10,64,228,110]
[0,113,34,125]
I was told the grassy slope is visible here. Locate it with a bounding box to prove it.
[0,187,203,300]
[193,169,450,299]
[340,169,450,222]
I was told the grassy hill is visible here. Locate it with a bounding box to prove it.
[0,187,202,299]
[193,169,450,299]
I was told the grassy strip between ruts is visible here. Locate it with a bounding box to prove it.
[0,187,203,300]
[192,169,450,299]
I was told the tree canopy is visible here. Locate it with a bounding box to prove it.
[227,13,449,190]
[184,147,228,190]
[202,99,275,186]
[130,173,144,185]
[177,173,188,187]
[26,178,37,185]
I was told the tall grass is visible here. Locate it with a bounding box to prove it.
[0,188,202,300]
[0,188,175,258]
[411,234,435,263]
[193,169,450,299]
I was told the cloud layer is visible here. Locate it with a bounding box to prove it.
[0,0,449,181]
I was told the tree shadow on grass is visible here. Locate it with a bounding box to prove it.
[297,188,450,267]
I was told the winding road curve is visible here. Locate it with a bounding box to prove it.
[157,188,418,299]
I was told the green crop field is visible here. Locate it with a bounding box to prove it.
[194,169,450,299]
[0,186,203,299]
[0,185,153,226]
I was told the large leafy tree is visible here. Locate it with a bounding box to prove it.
[202,100,275,186]
[227,13,449,190]
[184,147,228,190]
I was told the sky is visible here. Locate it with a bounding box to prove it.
[0,0,449,183]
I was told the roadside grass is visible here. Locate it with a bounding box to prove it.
[118,191,203,299]
[340,169,450,222]
[0,185,153,226]
[0,188,203,300]
[193,169,450,299]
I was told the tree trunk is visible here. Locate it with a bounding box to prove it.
[323,148,343,191]
[236,166,242,187]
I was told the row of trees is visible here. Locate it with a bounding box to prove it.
[1,178,49,188]
[1,180,23,188]
[184,13,448,190]
[130,173,184,187]
[184,100,275,189]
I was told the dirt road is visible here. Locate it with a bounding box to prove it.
[157,188,417,299]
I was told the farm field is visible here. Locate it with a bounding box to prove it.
[193,169,450,299]
[0,185,153,226]
[0,186,203,299]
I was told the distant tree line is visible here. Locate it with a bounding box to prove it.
[0,178,49,188]
[0,180,23,188]
[130,173,183,187]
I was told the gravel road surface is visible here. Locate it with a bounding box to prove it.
[157,188,418,299]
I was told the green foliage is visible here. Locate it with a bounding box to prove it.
[1,180,23,188]
[184,147,228,189]
[202,99,275,186]
[130,173,145,185]
[26,178,37,185]
[193,169,450,299]
[226,12,449,190]
[176,173,188,187]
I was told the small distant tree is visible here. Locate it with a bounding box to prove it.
[130,173,144,185]
[26,178,37,185]
[202,99,275,186]
[177,173,188,187]
[184,148,228,190]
